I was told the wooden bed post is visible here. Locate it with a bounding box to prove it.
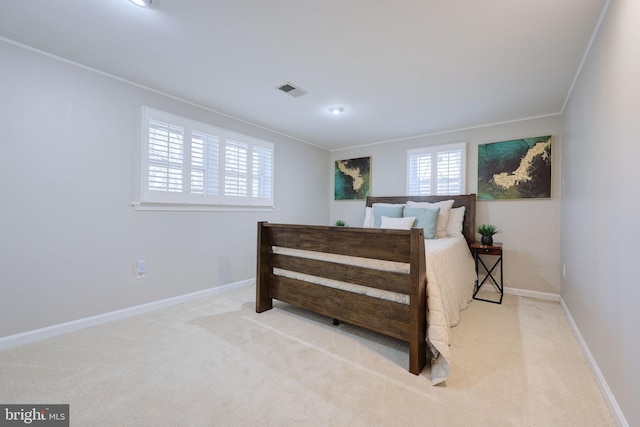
[408,228,427,375]
[256,221,273,312]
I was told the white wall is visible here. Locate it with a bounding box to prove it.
[330,115,563,295]
[0,40,329,338]
[562,1,639,425]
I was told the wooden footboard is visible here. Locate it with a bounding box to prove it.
[256,222,427,375]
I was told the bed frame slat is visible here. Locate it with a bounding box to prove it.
[271,275,411,341]
[271,253,411,295]
[265,224,414,263]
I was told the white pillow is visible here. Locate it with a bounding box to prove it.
[363,207,373,228]
[406,200,455,238]
[446,206,465,236]
[380,216,416,230]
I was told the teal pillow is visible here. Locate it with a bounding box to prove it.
[373,205,405,228]
[403,207,440,239]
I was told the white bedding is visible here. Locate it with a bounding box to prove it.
[272,235,476,385]
[422,236,476,384]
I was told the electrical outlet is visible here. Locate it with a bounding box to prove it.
[562,264,566,278]
[136,260,147,279]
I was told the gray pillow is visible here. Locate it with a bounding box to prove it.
[373,205,405,228]
[403,206,440,239]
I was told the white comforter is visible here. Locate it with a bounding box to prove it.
[273,235,476,385]
[423,236,476,384]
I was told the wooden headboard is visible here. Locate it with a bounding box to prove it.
[366,194,477,246]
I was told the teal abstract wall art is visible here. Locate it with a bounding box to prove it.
[334,156,371,200]
[478,136,552,200]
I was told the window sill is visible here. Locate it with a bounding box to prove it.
[132,202,274,212]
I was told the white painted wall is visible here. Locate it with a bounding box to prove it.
[330,115,563,295]
[0,40,329,338]
[562,1,639,425]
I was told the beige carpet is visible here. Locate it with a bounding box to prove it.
[0,285,615,426]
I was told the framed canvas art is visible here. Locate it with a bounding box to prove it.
[334,156,371,200]
[477,136,552,200]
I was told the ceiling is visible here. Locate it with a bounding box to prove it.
[0,0,606,150]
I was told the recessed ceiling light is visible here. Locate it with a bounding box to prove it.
[329,106,345,115]
[129,0,159,8]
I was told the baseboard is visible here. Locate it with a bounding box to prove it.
[560,298,629,427]
[0,279,254,352]
[475,273,561,302]
[475,278,561,302]
[504,286,560,302]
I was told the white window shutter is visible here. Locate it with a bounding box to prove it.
[147,118,184,193]
[139,106,274,209]
[407,142,466,196]
[408,151,432,196]
[190,130,220,197]
[251,144,274,203]
[224,138,249,198]
[436,147,463,195]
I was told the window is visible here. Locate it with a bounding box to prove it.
[407,142,466,196]
[138,107,274,210]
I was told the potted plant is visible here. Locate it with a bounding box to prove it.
[334,219,348,227]
[477,224,500,246]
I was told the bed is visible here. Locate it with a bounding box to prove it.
[256,194,477,384]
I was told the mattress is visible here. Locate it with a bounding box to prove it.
[273,235,476,384]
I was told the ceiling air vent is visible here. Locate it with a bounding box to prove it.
[277,82,308,98]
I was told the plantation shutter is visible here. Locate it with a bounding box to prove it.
[222,134,274,205]
[436,147,463,195]
[252,144,273,200]
[139,107,274,209]
[147,118,184,196]
[190,130,220,196]
[224,138,249,198]
[408,151,432,196]
[145,119,185,200]
[407,143,466,196]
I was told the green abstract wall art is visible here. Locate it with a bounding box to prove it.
[335,156,371,200]
[478,136,552,200]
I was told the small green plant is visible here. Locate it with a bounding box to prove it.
[477,224,500,236]
[334,219,348,227]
